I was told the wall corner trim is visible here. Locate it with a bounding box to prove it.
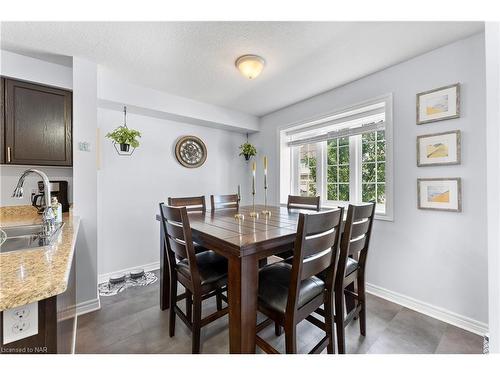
[366,283,488,336]
[76,297,101,316]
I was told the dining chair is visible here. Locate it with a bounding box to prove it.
[210,194,239,211]
[275,195,322,262]
[168,195,208,253]
[316,202,375,354]
[287,195,321,211]
[255,208,343,354]
[168,195,206,212]
[159,203,229,354]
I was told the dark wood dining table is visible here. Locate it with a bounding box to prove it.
[156,204,321,353]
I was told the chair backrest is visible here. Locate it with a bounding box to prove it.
[287,208,343,314]
[168,196,206,212]
[159,203,201,288]
[287,195,320,211]
[210,194,239,211]
[335,203,375,287]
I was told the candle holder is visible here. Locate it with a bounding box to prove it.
[261,187,271,216]
[234,185,244,220]
[249,161,259,218]
[249,193,259,218]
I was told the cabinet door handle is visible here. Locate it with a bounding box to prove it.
[7,147,11,163]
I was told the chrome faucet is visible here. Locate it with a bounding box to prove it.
[12,169,55,236]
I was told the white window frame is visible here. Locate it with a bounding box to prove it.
[279,94,394,221]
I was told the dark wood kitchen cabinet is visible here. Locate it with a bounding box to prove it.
[1,78,72,166]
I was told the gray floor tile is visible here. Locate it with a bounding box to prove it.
[76,274,482,355]
[367,331,432,354]
[376,308,448,353]
[435,325,483,354]
[77,312,143,353]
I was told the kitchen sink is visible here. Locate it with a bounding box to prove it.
[0,222,64,253]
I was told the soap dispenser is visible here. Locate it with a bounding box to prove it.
[51,197,63,224]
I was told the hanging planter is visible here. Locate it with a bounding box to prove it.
[106,106,142,156]
[239,134,257,161]
[119,143,131,152]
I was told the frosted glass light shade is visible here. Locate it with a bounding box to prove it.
[235,55,265,79]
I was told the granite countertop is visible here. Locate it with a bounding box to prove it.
[0,206,80,311]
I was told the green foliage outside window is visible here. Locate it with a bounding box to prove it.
[327,137,349,202]
[296,130,386,208]
[362,130,386,204]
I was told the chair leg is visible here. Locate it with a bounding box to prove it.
[284,321,297,354]
[275,321,283,336]
[345,281,356,316]
[324,290,336,354]
[169,274,177,337]
[335,288,346,354]
[216,288,223,311]
[358,276,366,336]
[186,290,193,323]
[192,297,202,354]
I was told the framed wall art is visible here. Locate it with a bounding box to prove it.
[417,83,460,125]
[416,130,461,167]
[417,177,462,212]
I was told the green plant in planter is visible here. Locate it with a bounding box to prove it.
[239,142,257,161]
[106,126,142,150]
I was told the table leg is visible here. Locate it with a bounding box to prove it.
[160,222,170,310]
[228,254,259,354]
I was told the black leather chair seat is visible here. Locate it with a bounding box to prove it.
[286,256,358,280]
[316,257,358,281]
[177,250,228,286]
[194,243,208,253]
[258,262,325,315]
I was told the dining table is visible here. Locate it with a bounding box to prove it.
[156,204,331,354]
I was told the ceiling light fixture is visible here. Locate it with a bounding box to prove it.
[235,54,265,79]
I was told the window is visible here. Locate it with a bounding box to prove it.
[299,143,317,196]
[280,95,393,220]
[326,137,350,201]
[361,130,386,205]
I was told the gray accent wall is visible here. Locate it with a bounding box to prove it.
[252,33,488,326]
[96,107,247,277]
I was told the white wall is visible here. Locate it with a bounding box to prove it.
[486,22,500,352]
[98,67,259,133]
[73,58,99,309]
[253,33,488,327]
[97,108,247,276]
[0,50,73,207]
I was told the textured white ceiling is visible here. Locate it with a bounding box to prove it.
[0,22,483,116]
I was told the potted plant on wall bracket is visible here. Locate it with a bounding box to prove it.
[239,134,257,161]
[106,106,142,156]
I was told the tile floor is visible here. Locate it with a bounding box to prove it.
[76,271,483,354]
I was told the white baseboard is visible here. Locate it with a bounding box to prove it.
[98,261,160,284]
[76,297,101,316]
[366,282,488,336]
